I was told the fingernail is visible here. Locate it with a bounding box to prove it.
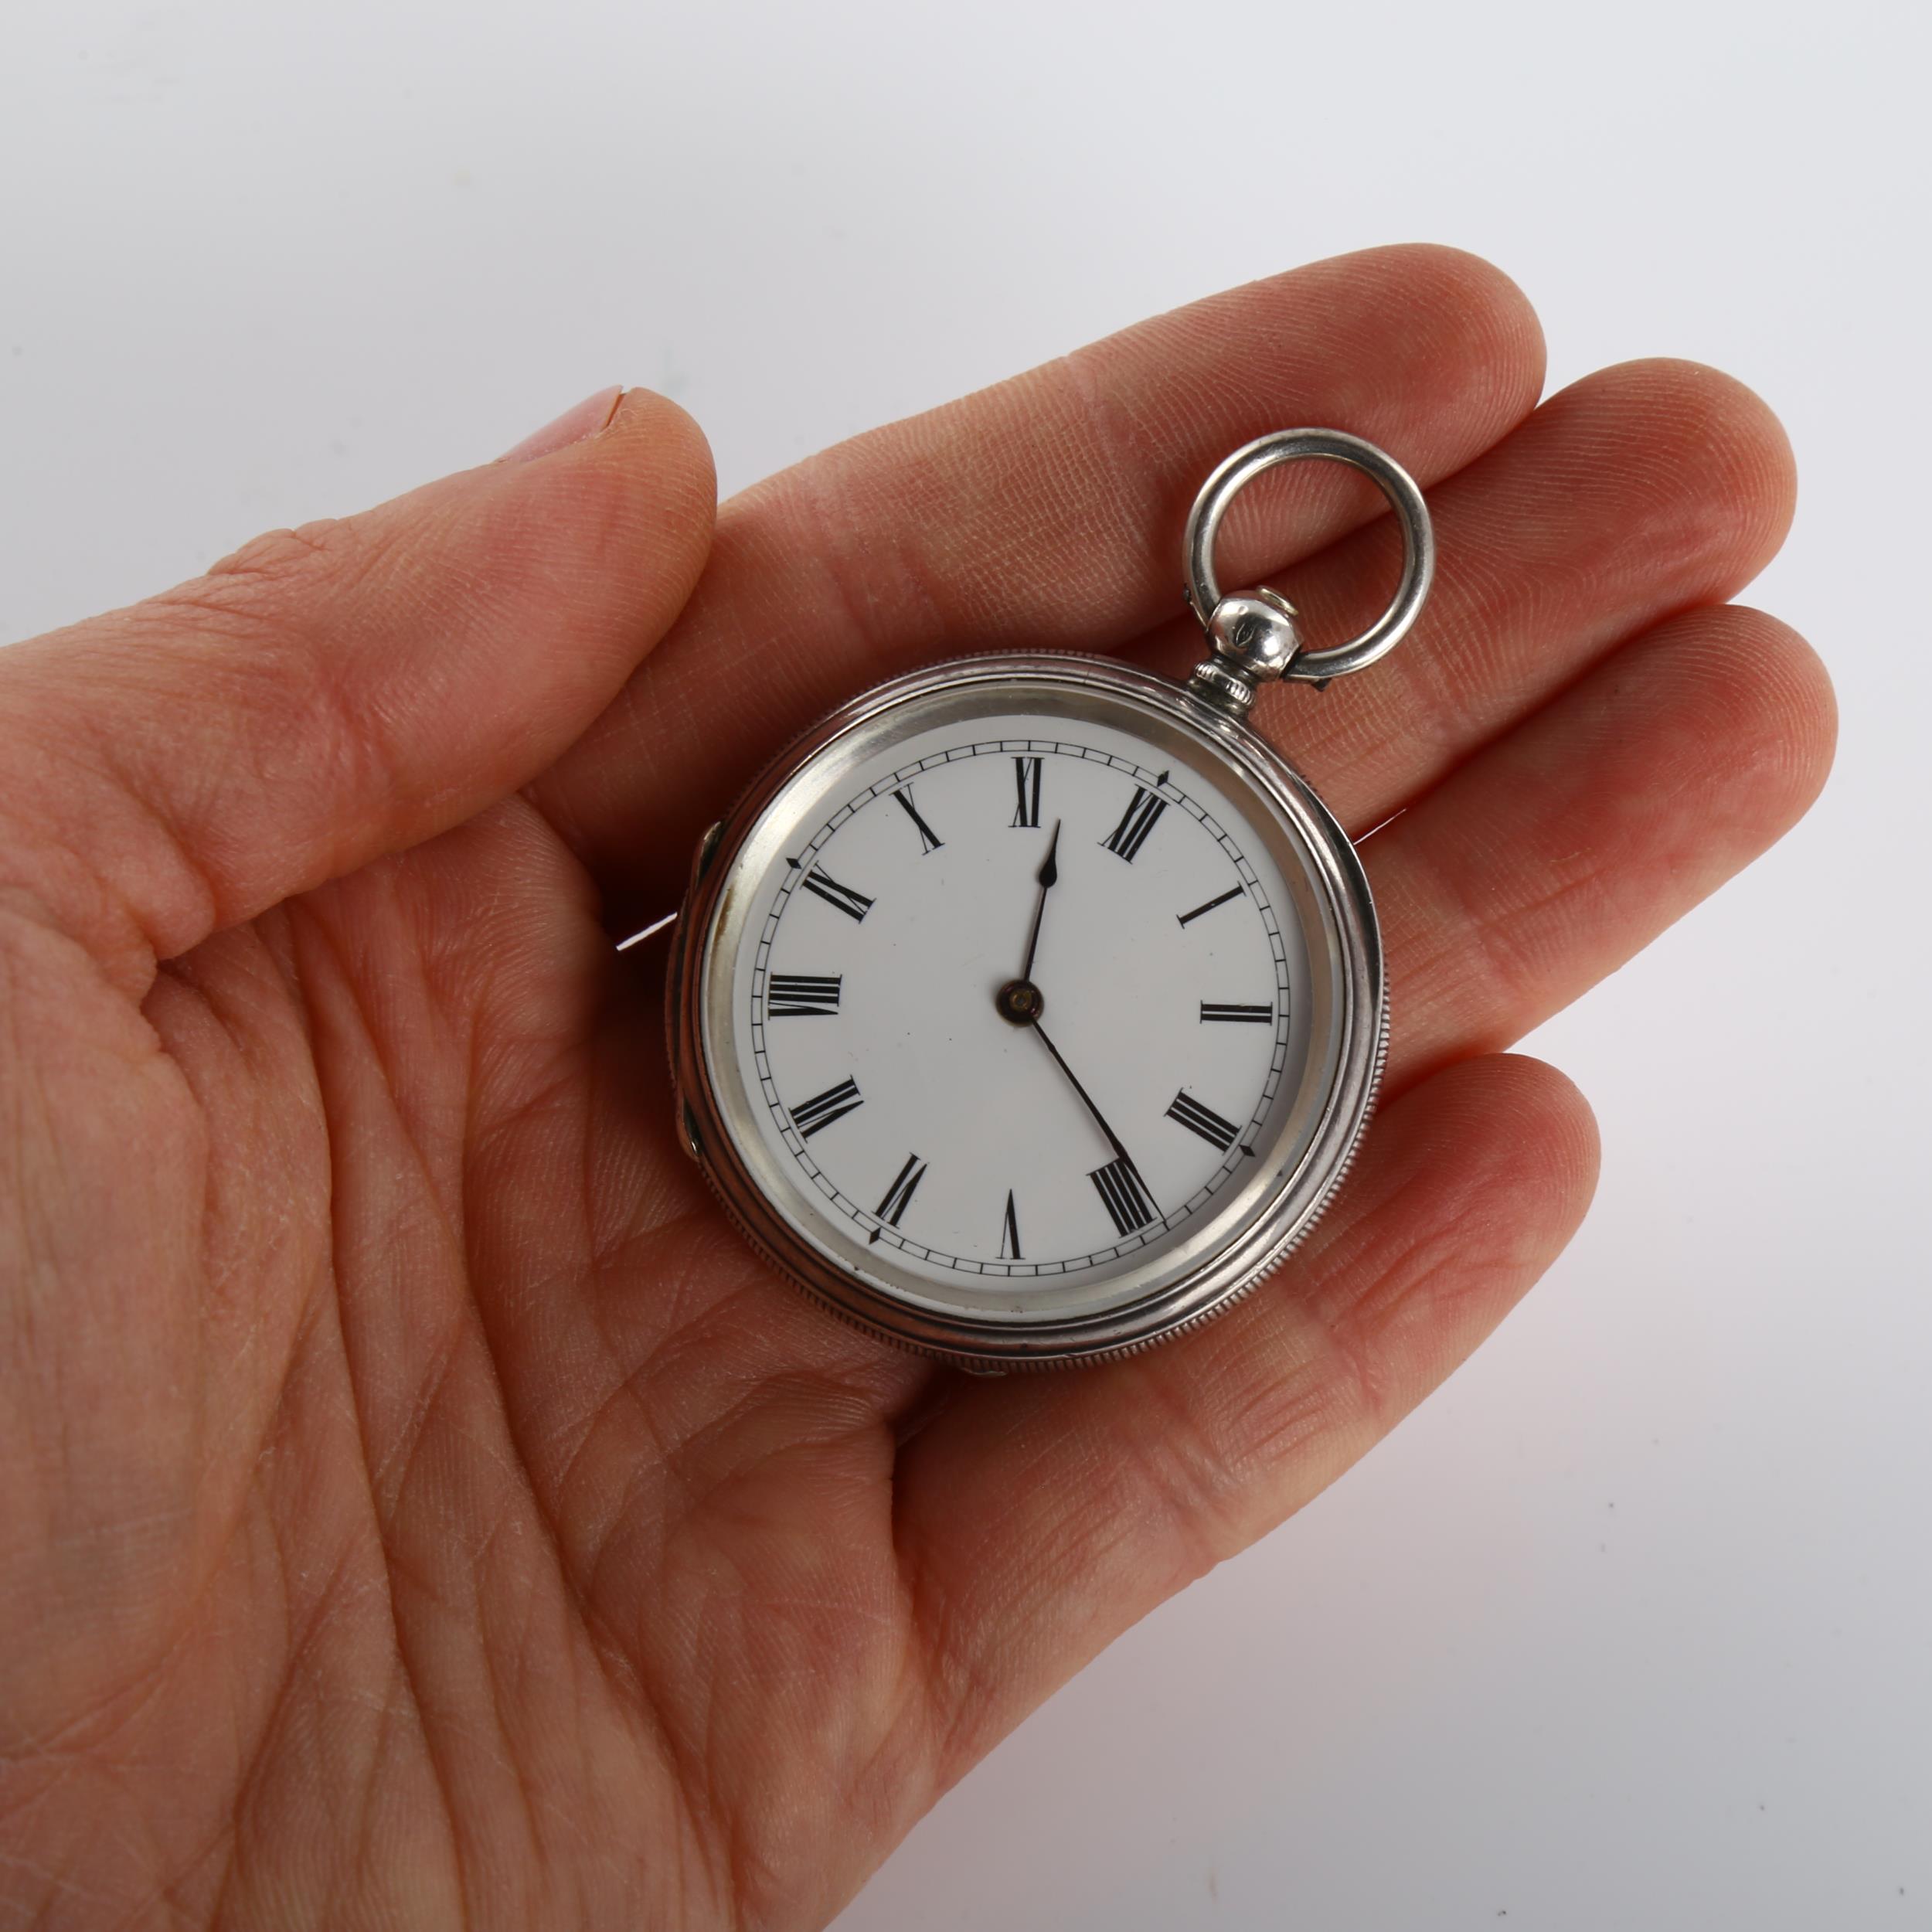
[499,386,626,464]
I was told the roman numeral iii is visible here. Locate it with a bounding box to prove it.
[893,786,944,854]
[799,867,874,921]
[1100,784,1166,862]
[1090,1157,1157,1237]
[1200,1002,1271,1024]
[1165,1090,1240,1151]
[790,1077,864,1140]
[767,974,842,1018]
[1011,757,1043,828]
[870,1153,928,1242]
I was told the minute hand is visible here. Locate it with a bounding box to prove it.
[1028,1019,1157,1210]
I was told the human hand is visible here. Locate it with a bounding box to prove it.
[0,247,1832,1930]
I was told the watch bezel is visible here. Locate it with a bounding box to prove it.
[668,652,1384,1367]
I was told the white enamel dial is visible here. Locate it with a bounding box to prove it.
[681,658,1381,1362]
[731,718,1311,1292]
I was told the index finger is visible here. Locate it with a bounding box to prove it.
[526,244,1545,926]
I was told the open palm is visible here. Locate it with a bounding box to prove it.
[0,247,1832,1930]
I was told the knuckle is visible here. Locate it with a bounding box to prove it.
[138,515,372,661]
[205,515,359,591]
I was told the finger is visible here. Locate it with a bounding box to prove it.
[886,600,1828,1767]
[1126,358,1797,830]
[0,389,713,989]
[1364,603,1836,1090]
[892,1053,1598,1775]
[527,244,1546,923]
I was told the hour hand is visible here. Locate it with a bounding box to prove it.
[1018,819,1061,983]
[1036,820,1060,891]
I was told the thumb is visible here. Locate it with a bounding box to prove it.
[0,386,713,986]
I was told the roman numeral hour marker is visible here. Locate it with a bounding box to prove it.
[1165,1090,1240,1151]
[893,786,944,854]
[999,1189,1022,1260]
[798,866,874,921]
[1090,1157,1157,1237]
[768,974,842,1017]
[870,1153,928,1242]
[1011,757,1043,828]
[1100,784,1167,862]
[791,1077,864,1140]
[1177,885,1243,927]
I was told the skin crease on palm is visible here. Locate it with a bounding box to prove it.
[0,245,1835,1930]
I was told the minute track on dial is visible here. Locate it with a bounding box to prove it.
[739,727,1298,1281]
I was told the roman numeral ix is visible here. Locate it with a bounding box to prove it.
[767,973,842,1018]
[1090,1157,1157,1238]
[892,786,944,855]
[1011,757,1043,828]
[790,1077,864,1140]
[1200,1002,1272,1024]
[798,866,874,922]
[870,1152,928,1242]
[1100,783,1167,863]
[1165,1090,1240,1151]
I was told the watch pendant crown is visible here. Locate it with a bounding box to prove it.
[1186,587,1302,716]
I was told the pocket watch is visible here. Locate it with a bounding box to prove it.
[667,429,1434,1368]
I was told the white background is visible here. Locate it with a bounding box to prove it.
[2,3,1926,1927]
